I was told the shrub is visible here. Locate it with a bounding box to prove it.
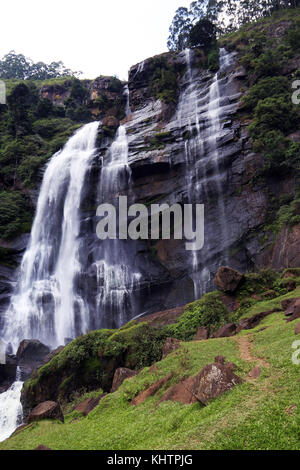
[242,76,289,110]
[0,191,32,239]
[169,291,228,340]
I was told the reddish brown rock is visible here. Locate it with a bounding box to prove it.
[131,372,174,406]
[282,298,298,310]
[214,267,244,293]
[257,224,300,271]
[34,445,52,450]
[284,298,300,317]
[135,306,185,327]
[159,358,242,406]
[251,294,263,301]
[28,401,64,423]
[220,294,240,312]
[193,327,209,341]
[283,270,299,279]
[74,394,106,416]
[261,290,276,299]
[162,337,181,359]
[212,323,236,338]
[111,367,138,393]
[249,366,261,379]
[295,323,300,335]
[236,309,280,333]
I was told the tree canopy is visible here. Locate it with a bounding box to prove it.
[0,51,81,80]
[167,0,300,51]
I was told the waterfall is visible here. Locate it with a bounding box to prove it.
[0,367,23,442]
[95,125,141,328]
[177,48,236,298]
[2,122,99,350]
[124,84,132,116]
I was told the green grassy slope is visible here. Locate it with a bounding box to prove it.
[1,288,299,450]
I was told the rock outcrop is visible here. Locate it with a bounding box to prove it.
[162,337,181,359]
[159,356,242,405]
[111,368,138,393]
[17,340,50,379]
[236,309,280,333]
[28,401,64,423]
[214,267,244,293]
[212,323,236,338]
[74,394,106,416]
[193,327,209,340]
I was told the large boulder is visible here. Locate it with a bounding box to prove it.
[162,337,181,359]
[159,356,242,406]
[17,340,50,378]
[214,267,244,293]
[28,401,64,423]
[284,298,300,320]
[17,340,50,364]
[74,394,106,416]
[212,323,236,338]
[111,368,138,393]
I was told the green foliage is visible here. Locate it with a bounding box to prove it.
[207,45,220,71]
[149,57,181,104]
[0,191,32,239]
[188,19,217,51]
[242,76,289,110]
[32,118,75,139]
[147,131,173,150]
[24,323,168,407]
[0,50,80,80]
[250,97,297,136]
[169,291,228,340]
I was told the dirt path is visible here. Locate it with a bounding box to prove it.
[238,335,270,368]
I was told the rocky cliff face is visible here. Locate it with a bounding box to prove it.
[0,40,299,330]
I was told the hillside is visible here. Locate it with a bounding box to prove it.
[1,6,300,450]
[1,271,300,450]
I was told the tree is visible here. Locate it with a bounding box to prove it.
[167,1,224,51]
[188,18,217,50]
[0,51,81,80]
[167,0,300,50]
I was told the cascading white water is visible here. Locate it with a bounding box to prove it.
[0,367,23,442]
[2,122,99,350]
[124,84,132,116]
[176,48,235,297]
[96,125,141,328]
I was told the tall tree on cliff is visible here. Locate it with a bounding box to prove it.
[167,0,300,50]
[167,0,222,51]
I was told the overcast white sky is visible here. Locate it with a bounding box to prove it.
[0,0,192,80]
